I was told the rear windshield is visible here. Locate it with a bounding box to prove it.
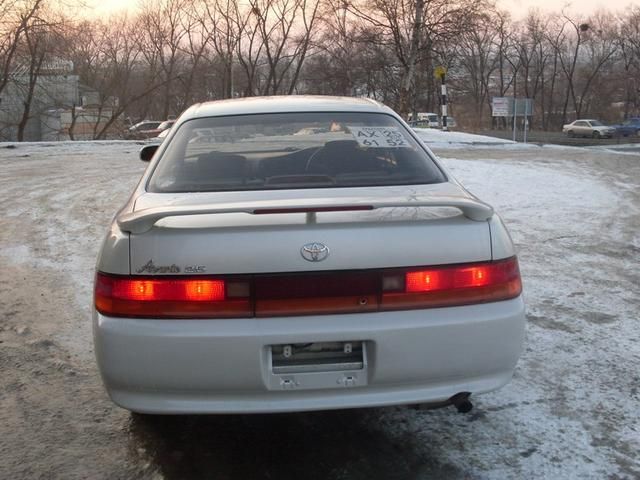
[147,112,446,193]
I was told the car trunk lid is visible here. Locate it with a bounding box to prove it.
[123,183,493,275]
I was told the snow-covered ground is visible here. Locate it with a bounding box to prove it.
[413,127,523,147]
[0,137,638,479]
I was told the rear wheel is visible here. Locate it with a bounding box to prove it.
[636,129,640,137]
[592,131,601,139]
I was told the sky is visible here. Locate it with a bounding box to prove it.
[85,0,635,18]
[499,0,633,17]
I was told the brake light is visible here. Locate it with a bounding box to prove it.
[253,206,374,215]
[95,273,249,318]
[111,278,225,301]
[95,257,522,318]
[382,257,521,310]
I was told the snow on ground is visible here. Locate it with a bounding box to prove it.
[0,141,147,357]
[0,133,639,479]
[413,127,525,148]
[397,155,640,478]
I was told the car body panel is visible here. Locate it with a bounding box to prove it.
[127,183,493,275]
[129,211,492,276]
[94,296,525,413]
[488,214,516,259]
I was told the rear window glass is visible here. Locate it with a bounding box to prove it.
[147,112,446,193]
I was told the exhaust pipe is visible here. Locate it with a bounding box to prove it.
[408,392,473,413]
[449,392,473,413]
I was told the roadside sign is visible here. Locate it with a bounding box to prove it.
[434,66,447,80]
[514,98,534,116]
[492,97,510,117]
[492,97,534,117]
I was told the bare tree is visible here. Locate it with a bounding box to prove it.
[15,18,48,140]
[349,0,488,116]
[0,0,44,98]
[65,14,177,139]
[455,11,500,128]
[249,0,321,95]
[618,6,640,117]
[202,0,243,98]
[572,11,618,119]
[175,0,211,107]
[139,0,188,119]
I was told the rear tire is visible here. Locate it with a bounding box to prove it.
[636,129,640,138]
[592,131,600,139]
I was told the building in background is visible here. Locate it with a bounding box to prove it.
[0,59,116,141]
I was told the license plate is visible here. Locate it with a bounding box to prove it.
[267,341,368,390]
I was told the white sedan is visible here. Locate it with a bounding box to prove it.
[94,96,525,414]
[562,119,616,138]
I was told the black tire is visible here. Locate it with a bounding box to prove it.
[567,130,574,138]
[592,131,600,139]
[636,129,640,138]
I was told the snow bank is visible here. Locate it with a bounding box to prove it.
[413,127,523,148]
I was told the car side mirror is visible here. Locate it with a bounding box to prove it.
[140,145,159,162]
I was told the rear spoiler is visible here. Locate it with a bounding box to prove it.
[117,197,494,234]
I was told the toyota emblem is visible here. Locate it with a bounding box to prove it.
[301,242,330,262]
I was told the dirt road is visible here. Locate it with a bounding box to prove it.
[1,141,638,479]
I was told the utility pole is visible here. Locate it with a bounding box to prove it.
[512,98,517,142]
[435,66,447,131]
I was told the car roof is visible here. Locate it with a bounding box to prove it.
[181,95,392,120]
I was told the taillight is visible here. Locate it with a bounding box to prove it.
[95,257,521,319]
[381,256,521,310]
[95,273,251,318]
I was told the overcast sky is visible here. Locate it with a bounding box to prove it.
[497,0,630,17]
[87,0,633,19]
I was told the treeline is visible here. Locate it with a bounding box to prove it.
[1,0,639,138]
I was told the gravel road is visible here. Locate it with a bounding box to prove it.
[0,141,638,479]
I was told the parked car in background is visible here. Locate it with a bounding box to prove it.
[408,112,439,128]
[147,127,172,144]
[138,120,176,139]
[126,121,161,139]
[442,116,457,129]
[409,116,457,130]
[562,119,616,138]
[611,118,640,137]
[94,96,525,415]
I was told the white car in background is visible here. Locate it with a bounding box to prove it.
[94,96,525,414]
[562,119,616,138]
[408,112,440,128]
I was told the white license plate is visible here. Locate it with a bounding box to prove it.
[267,341,368,390]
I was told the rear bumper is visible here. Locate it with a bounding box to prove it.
[93,297,525,414]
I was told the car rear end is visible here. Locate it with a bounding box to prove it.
[93,98,525,414]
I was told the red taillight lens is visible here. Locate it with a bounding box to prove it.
[406,265,497,292]
[111,278,225,301]
[382,257,521,310]
[95,273,249,318]
[95,257,522,319]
